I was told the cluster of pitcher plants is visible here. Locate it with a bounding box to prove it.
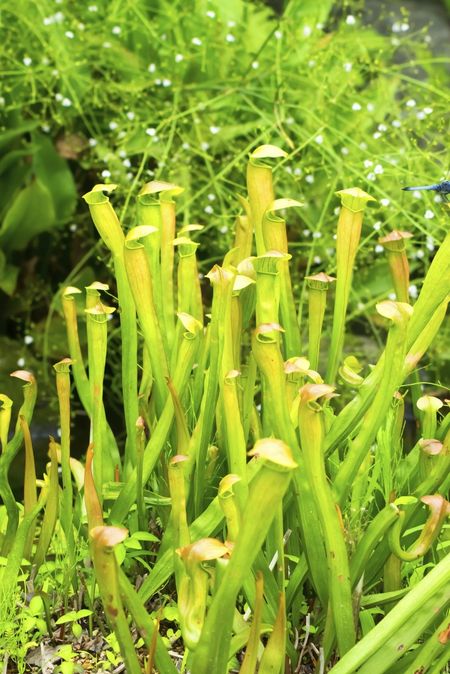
[1,145,449,673]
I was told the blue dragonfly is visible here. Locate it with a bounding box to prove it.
[402,180,450,202]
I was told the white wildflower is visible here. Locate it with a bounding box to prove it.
[424,209,434,219]
[352,102,362,111]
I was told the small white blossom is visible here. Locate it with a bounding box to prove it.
[192,37,202,46]
[219,225,228,234]
[380,198,390,207]
[182,142,190,150]
[101,170,111,178]
[434,194,442,203]
[126,111,135,120]
[401,22,410,32]
[346,15,356,25]
[412,191,422,199]
[373,132,382,139]
[303,26,312,37]
[175,53,184,62]
[41,124,50,132]
[23,57,32,66]
[103,41,111,48]
[374,164,383,174]
[88,4,98,10]
[109,121,118,130]
[207,193,216,201]
[112,26,121,35]
[303,229,311,237]
[274,30,282,39]
[308,60,316,67]
[54,12,64,23]
[352,102,362,111]
[316,22,324,30]
[391,37,400,47]
[122,158,131,168]
[206,10,216,18]
[313,256,322,264]
[378,123,387,131]
[392,21,402,33]
[367,103,375,112]
[119,150,127,158]
[408,284,418,299]
[65,30,74,39]
[426,236,435,251]
[388,292,396,300]
[392,120,401,128]
[55,93,63,101]
[375,245,384,253]
[201,141,210,151]
[88,138,97,147]
[62,97,72,107]
[312,231,322,239]
[148,63,156,73]
[155,79,161,85]
[69,223,77,232]
[416,111,426,120]
[204,205,214,214]
[423,107,433,115]
[305,174,314,184]
[252,61,259,69]
[360,142,368,150]
[24,335,34,345]
[17,357,26,367]
[226,33,236,42]
[315,134,323,144]
[373,221,381,231]
[367,172,376,181]
[424,209,434,219]
[416,249,425,259]
[146,127,156,136]
[364,159,373,168]
[406,99,416,108]
[162,78,172,87]
[341,147,349,155]
[209,126,220,134]
[293,167,302,176]
[228,20,236,27]
[343,62,352,72]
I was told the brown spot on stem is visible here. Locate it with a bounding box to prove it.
[107,605,118,617]
[438,623,450,644]
[397,643,404,651]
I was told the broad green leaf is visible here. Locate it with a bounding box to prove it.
[0,179,55,251]
[32,133,76,223]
